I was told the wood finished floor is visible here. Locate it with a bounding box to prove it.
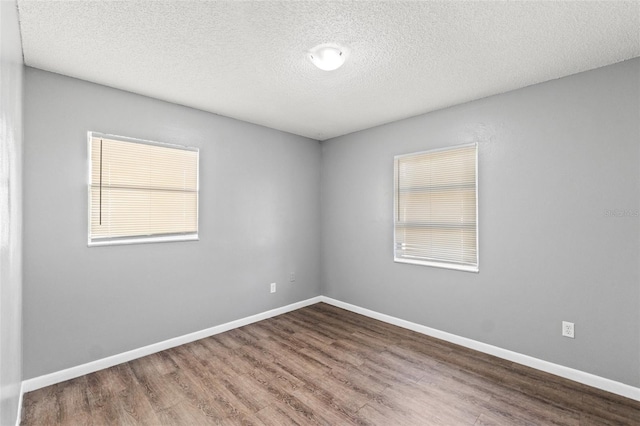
[22,303,640,425]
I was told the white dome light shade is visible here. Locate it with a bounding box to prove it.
[308,44,347,71]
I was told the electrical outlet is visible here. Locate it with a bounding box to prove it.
[270,282,276,293]
[562,321,575,338]
[289,272,296,282]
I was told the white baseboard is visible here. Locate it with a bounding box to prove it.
[20,294,640,403]
[21,296,322,393]
[15,381,24,426]
[319,296,640,402]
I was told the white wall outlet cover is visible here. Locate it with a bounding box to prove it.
[562,321,575,338]
[270,283,276,293]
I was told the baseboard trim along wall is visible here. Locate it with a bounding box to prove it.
[21,296,323,393]
[20,295,639,404]
[319,296,640,402]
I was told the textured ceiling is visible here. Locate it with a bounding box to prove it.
[17,1,640,140]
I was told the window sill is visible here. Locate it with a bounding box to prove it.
[394,257,479,273]
[88,234,199,247]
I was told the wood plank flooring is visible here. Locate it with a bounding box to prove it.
[21,303,640,425]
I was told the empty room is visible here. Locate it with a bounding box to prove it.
[1,1,640,425]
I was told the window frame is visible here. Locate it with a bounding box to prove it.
[393,142,479,272]
[87,131,200,247]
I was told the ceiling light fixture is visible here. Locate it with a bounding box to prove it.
[308,44,347,71]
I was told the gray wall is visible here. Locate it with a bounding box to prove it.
[20,53,640,390]
[321,58,640,387]
[0,0,23,424]
[23,68,321,379]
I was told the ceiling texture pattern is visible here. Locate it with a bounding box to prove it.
[17,1,640,140]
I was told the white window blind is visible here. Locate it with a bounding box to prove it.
[88,132,199,246]
[394,143,478,272]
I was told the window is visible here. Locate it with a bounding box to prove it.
[88,132,199,246]
[394,143,478,272]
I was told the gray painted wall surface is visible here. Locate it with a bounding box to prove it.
[321,58,640,386]
[0,0,23,424]
[23,68,321,379]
